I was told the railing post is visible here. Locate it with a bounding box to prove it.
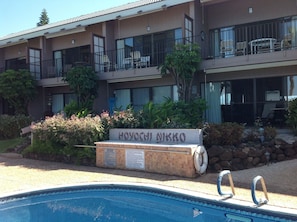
[251,175,269,206]
[217,170,235,198]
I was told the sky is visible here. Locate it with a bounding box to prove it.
[0,0,136,38]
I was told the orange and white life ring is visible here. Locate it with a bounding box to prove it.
[194,145,208,174]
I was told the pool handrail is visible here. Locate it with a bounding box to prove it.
[251,175,269,206]
[217,170,235,198]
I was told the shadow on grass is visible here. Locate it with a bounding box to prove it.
[0,137,26,153]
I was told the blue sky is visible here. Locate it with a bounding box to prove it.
[0,0,135,37]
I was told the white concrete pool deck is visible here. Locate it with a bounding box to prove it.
[0,154,296,217]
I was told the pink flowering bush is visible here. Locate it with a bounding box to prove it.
[24,114,106,165]
[32,114,105,146]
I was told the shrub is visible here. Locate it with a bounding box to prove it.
[0,115,31,139]
[24,114,104,165]
[63,66,98,112]
[0,69,37,115]
[64,101,90,118]
[287,98,297,135]
[264,126,277,140]
[32,114,104,146]
[203,122,244,147]
[108,107,140,129]
[138,98,207,129]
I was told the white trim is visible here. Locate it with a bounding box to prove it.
[0,39,28,48]
[45,26,86,39]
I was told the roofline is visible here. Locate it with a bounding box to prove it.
[200,0,230,5]
[0,0,193,47]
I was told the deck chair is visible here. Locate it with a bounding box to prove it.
[220,40,234,57]
[261,103,276,125]
[102,55,111,72]
[235,41,247,56]
[102,55,117,72]
[281,34,292,50]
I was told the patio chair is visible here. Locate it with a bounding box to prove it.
[102,55,117,72]
[220,40,234,57]
[235,41,247,56]
[102,55,111,72]
[130,51,141,68]
[281,34,292,50]
[261,103,276,125]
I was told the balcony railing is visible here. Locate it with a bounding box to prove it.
[208,16,297,59]
[34,37,199,79]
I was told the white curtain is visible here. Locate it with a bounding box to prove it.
[291,16,297,48]
[117,40,125,69]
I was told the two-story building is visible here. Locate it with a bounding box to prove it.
[0,0,296,126]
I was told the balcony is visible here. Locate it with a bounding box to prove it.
[37,52,161,86]
[38,37,183,86]
[203,16,297,74]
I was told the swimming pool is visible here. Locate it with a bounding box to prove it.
[0,184,296,221]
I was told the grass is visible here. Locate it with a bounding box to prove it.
[0,137,25,153]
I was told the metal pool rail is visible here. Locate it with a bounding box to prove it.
[251,175,269,206]
[217,170,235,198]
[217,170,269,207]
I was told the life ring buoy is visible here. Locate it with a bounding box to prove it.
[194,145,208,174]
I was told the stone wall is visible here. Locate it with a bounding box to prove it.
[207,137,297,172]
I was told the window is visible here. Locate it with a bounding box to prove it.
[220,81,231,105]
[132,88,150,111]
[220,27,235,57]
[152,86,172,104]
[114,86,176,112]
[51,93,77,114]
[52,94,64,114]
[116,29,182,68]
[114,89,131,109]
[175,29,183,44]
[210,27,234,58]
[93,35,105,72]
[53,45,90,75]
[185,16,193,43]
[116,38,133,69]
[54,51,62,76]
[29,48,41,79]
[5,58,26,70]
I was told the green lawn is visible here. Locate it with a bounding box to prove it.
[0,137,25,153]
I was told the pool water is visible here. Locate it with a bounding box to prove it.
[0,184,295,222]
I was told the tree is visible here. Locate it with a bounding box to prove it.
[0,69,37,115]
[63,66,99,113]
[159,43,201,102]
[37,9,49,26]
